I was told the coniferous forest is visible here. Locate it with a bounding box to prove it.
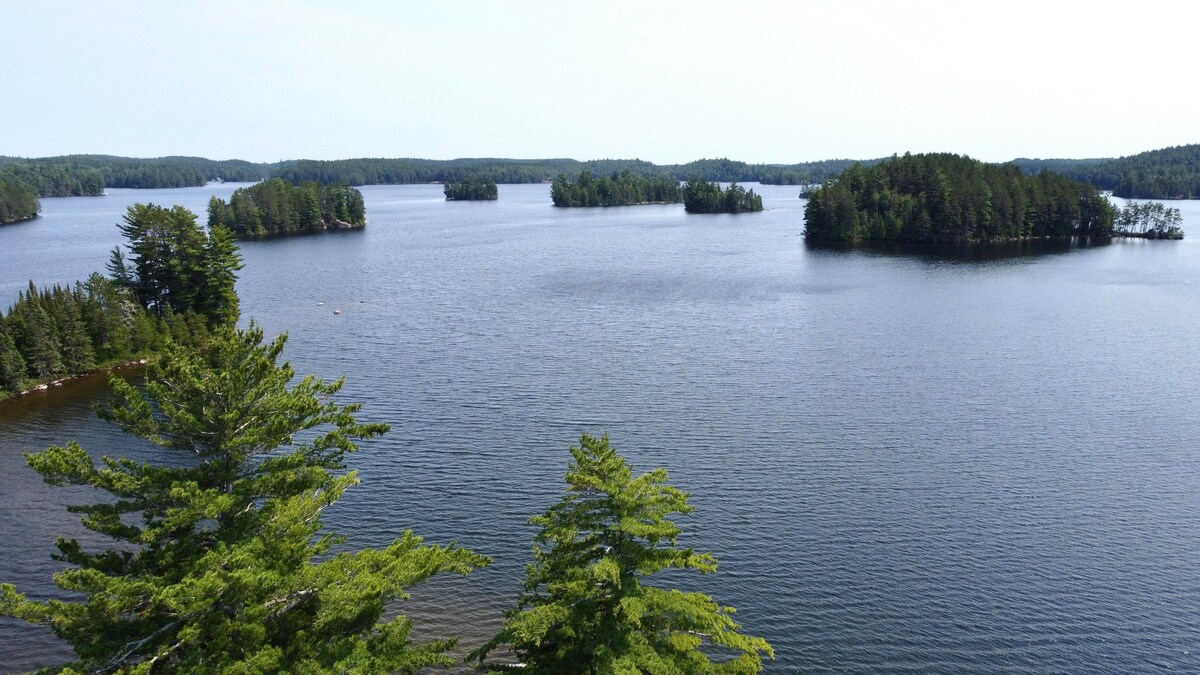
[803,153,1116,243]
[206,178,366,239]
[0,203,241,397]
[0,176,40,224]
[683,179,764,213]
[444,176,499,200]
[550,171,682,207]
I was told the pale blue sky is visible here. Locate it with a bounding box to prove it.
[3,0,1196,164]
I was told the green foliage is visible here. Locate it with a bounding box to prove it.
[0,163,104,197]
[803,153,1115,243]
[1115,201,1185,239]
[113,203,243,324]
[683,179,764,214]
[0,175,40,224]
[270,156,876,187]
[444,177,499,200]
[472,433,772,674]
[208,178,366,239]
[0,277,167,395]
[0,155,276,189]
[550,171,682,207]
[0,324,488,673]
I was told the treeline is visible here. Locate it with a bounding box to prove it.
[207,178,366,239]
[683,179,764,213]
[0,276,168,393]
[270,156,878,186]
[550,171,682,207]
[0,155,276,189]
[444,176,498,200]
[1,203,242,396]
[0,177,40,224]
[804,153,1115,243]
[0,162,105,197]
[1115,201,1184,239]
[1010,144,1200,199]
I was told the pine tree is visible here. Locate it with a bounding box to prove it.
[0,316,27,393]
[471,433,772,674]
[0,324,488,672]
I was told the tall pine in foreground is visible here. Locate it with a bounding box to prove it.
[471,433,772,674]
[0,324,488,673]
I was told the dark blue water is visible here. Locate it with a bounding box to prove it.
[3,184,1199,673]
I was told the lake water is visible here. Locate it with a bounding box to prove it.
[2,183,1199,673]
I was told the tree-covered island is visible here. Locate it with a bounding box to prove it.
[206,178,366,239]
[550,171,682,207]
[803,153,1117,243]
[444,176,498,200]
[683,178,764,213]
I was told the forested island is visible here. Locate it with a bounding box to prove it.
[683,179,764,213]
[444,176,498,200]
[1115,201,1184,239]
[803,153,1116,243]
[206,178,366,239]
[550,171,682,207]
[0,176,40,224]
[0,204,239,398]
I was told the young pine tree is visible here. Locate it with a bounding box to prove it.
[471,433,772,674]
[0,323,488,673]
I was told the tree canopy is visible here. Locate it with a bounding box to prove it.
[471,433,772,674]
[683,179,764,214]
[0,175,40,224]
[803,153,1115,243]
[444,177,499,200]
[207,178,366,239]
[550,171,682,207]
[0,324,488,673]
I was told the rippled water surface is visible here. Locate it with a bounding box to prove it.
[2,184,1199,672]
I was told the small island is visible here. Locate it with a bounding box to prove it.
[444,177,498,200]
[1115,201,1184,239]
[803,153,1118,243]
[207,178,366,239]
[683,178,763,213]
[550,171,682,207]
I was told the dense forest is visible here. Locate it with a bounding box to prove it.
[444,176,498,200]
[0,155,275,189]
[0,163,105,197]
[271,156,878,187]
[803,153,1115,243]
[207,178,366,239]
[550,171,682,207]
[683,179,764,213]
[0,177,40,224]
[1,203,241,397]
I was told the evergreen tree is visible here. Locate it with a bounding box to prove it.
[0,316,27,393]
[0,324,488,672]
[471,433,772,674]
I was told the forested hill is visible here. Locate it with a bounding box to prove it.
[0,155,276,191]
[1084,144,1200,199]
[271,157,883,186]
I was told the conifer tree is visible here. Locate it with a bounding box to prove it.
[0,316,27,393]
[1,324,488,673]
[471,433,772,674]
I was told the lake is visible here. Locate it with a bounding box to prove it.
[2,183,1199,673]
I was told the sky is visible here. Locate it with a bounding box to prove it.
[3,0,1197,165]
